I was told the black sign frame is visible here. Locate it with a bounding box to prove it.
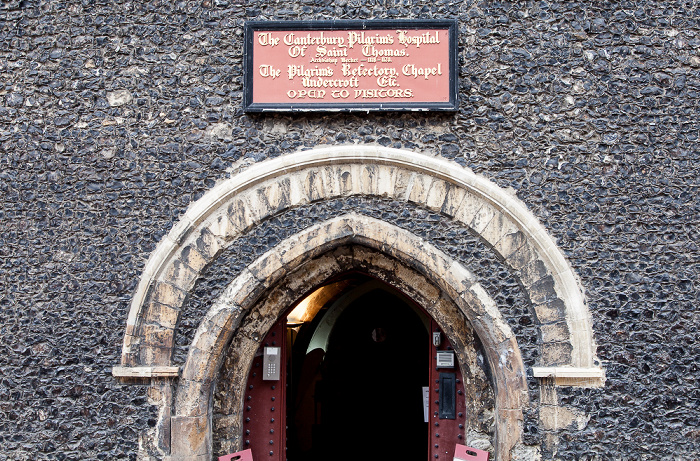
[243,19,459,112]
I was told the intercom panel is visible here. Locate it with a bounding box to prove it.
[263,346,281,380]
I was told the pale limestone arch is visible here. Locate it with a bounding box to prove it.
[115,145,603,382]
[171,214,526,461]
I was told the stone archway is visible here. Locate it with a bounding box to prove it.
[213,260,495,459]
[112,146,605,460]
[117,146,601,377]
[171,214,526,460]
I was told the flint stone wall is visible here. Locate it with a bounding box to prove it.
[1,1,698,460]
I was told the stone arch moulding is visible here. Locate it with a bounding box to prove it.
[173,213,527,460]
[114,145,603,384]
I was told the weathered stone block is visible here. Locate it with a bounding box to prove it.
[424,178,450,212]
[407,172,434,205]
[539,405,581,431]
[298,217,355,257]
[270,219,348,272]
[453,190,483,228]
[391,262,441,304]
[440,184,467,217]
[480,210,516,250]
[171,414,211,456]
[227,196,255,233]
[174,379,211,417]
[465,284,514,345]
[194,227,222,261]
[178,244,208,274]
[495,408,524,459]
[336,164,354,195]
[151,281,187,308]
[139,345,172,366]
[444,258,477,294]
[148,381,173,454]
[351,215,399,252]
[506,240,541,271]
[163,259,199,292]
[181,345,216,383]
[214,269,261,312]
[258,177,292,214]
[120,346,140,367]
[352,245,398,275]
[284,170,308,205]
[532,298,567,324]
[392,168,416,200]
[248,250,286,286]
[494,228,527,261]
[517,258,549,288]
[243,188,276,226]
[428,295,471,347]
[202,305,241,344]
[285,254,342,293]
[470,202,497,234]
[374,165,396,198]
[358,164,381,196]
[540,321,571,343]
[540,341,573,366]
[528,274,557,305]
[206,208,243,242]
[413,249,473,303]
[254,286,295,321]
[303,168,327,202]
[318,165,342,198]
[144,301,180,330]
[121,331,139,351]
[330,245,355,271]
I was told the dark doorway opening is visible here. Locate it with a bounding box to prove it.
[287,278,429,461]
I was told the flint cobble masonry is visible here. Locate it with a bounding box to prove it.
[1,0,699,460]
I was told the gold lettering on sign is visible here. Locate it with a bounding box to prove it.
[347,31,394,48]
[287,65,334,80]
[257,32,280,47]
[396,30,440,47]
[402,63,442,79]
[259,65,281,79]
[316,46,348,58]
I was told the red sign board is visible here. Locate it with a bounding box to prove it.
[243,20,458,112]
[454,444,490,461]
[218,449,253,461]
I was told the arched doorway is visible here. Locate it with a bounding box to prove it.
[219,266,491,461]
[321,288,428,460]
[288,278,429,461]
[174,217,526,460]
[114,146,603,460]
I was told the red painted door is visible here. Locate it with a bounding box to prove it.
[428,319,467,461]
[242,313,467,461]
[242,319,287,461]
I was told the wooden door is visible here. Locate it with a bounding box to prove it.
[241,301,468,461]
[241,319,287,461]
